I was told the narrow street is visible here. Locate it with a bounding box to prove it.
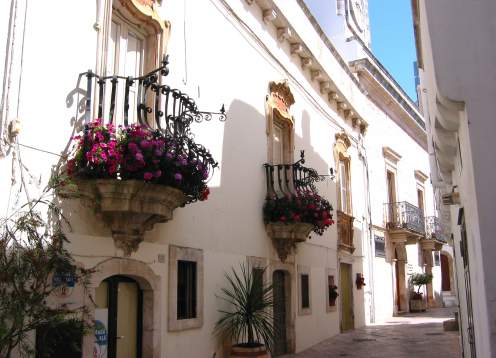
[284,308,461,358]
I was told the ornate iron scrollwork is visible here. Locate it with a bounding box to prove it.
[79,55,226,199]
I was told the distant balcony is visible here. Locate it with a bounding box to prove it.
[425,216,449,244]
[337,210,355,254]
[384,201,425,237]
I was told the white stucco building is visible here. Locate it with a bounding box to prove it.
[412,0,496,357]
[0,0,450,357]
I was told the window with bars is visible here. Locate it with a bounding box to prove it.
[177,260,197,320]
[328,275,337,307]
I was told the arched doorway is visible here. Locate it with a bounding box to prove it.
[83,258,161,358]
[441,253,451,292]
[95,276,143,358]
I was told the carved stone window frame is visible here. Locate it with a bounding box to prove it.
[98,0,171,77]
[297,265,312,316]
[168,245,204,331]
[266,80,295,164]
[334,132,353,215]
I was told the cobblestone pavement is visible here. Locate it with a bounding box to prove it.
[284,308,461,358]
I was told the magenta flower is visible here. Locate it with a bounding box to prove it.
[174,173,182,181]
[154,170,162,178]
[144,172,153,180]
[135,152,144,162]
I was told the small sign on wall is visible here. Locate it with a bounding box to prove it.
[407,264,415,274]
[94,309,108,358]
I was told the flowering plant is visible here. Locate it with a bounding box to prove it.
[67,119,120,179]
[263,191,334,235]
[66,119,213,202]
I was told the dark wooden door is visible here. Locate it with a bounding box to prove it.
[273,270,287,356]
[440,254,451,291]
[340,263,354,331]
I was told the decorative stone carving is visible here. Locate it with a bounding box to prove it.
[77,179,187,255]
[266,222,313,262]
[268,80,295,122]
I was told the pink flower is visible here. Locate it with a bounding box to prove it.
[135,152,144,162]
[174,173,182,181]
[154,170,162,178]
[144,172,153,180]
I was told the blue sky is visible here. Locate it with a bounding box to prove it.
[368,0,418,101]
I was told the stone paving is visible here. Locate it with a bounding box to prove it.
[284,308,461,358]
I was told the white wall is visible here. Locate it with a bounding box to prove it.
[0,0,435,356]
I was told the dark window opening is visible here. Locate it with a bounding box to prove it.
[177,260,197,320]
[375,235,386,258]
[328,275,337,307]
[301,274,310,309]
[253,267,264,302]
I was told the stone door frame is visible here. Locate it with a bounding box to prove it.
[82,258,161,358]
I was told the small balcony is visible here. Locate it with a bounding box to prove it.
[425,216,449,246]
[384,201,425,241]
[337,210,355,254]
[263,152,334,261]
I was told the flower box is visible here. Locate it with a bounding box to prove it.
[62,119,216,254]
[77,179,186,255]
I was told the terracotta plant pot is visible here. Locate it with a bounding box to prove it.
[409,298,427,312]
[230,344,269,358]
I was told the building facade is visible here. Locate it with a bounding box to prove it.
[0,0,449,357]
[412,0,496,357]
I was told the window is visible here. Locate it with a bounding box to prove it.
[327,275,337,307]
[177,260,197,320]
[266,81,295,165]
[339,159,351,213]
[434,251,441,266]
[417,188,425,214]
[298,266,311,315]
[168,245,203,331]
[374,235,386,258]
[301,274,310,309]
[106,14,145,124]
[253,267,264,302]
[271,119,291,165]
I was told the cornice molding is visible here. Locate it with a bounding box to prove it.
[382,146,402,164]
[414,169,429,183]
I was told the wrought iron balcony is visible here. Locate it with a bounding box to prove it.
[384,201,425,235]
[264,151,324,199]
[81,55,225,138]
[425,216,449,244]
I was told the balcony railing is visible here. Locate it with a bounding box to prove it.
[77,56,225,200]
[264,151,323,198]
[425,216,448,244]
[384,201,425,235]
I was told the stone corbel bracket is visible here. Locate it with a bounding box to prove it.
[266,222,313,262]
[76,179,187,255]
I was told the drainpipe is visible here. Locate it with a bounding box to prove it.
[358,136,375,324]
[0,0,18,157]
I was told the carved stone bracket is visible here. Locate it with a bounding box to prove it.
[266,222,313,262]
[77,179,187,255]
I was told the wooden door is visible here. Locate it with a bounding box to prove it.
[340,263,354,331]
[441,254,451,291]
[96,276,143,358]
[273,270,287,356]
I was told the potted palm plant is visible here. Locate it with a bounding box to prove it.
[409,272,433,312]
[215,264,276,358]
